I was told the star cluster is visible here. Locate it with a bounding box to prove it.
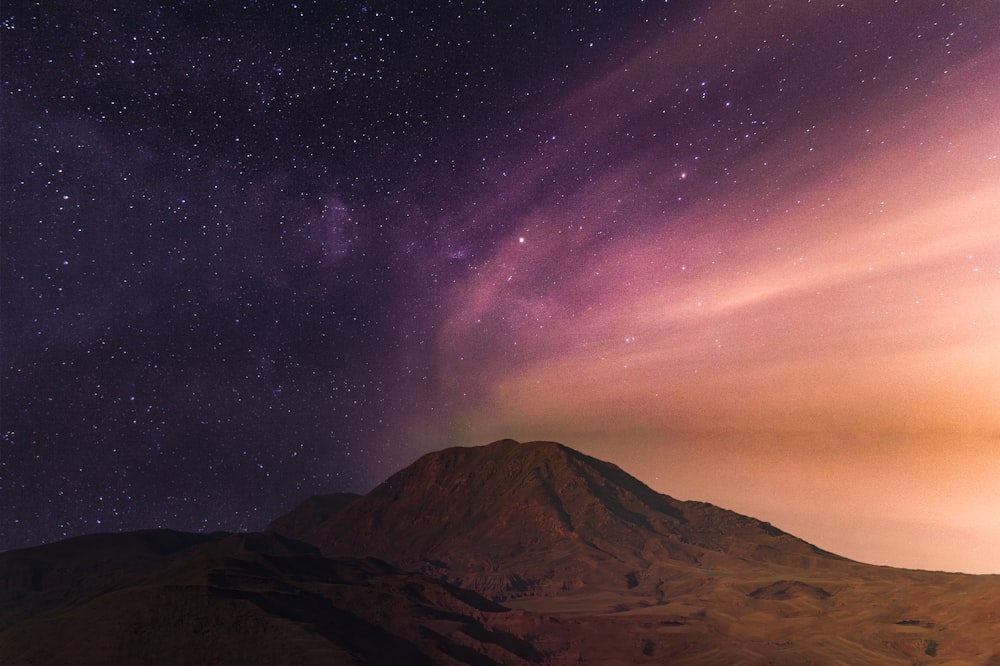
[3,1,999,573]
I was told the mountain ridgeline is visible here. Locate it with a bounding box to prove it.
[269,439,844,599]
[5,439,1000,665]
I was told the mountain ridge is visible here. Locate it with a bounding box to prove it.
[5,438,1000,664]
[270,439,847,600]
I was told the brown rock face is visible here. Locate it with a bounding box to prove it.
[271,439,843,599]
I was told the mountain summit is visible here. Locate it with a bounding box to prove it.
[270,439,842,599]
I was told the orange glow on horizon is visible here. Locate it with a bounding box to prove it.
[424,21,1000,574]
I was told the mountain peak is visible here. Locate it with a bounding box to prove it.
[272,439,842,599]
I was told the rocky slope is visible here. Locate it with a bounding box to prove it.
[269,439,846,599]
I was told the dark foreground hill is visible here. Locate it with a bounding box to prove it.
[0,530,554,666]
[3,439,1000,664]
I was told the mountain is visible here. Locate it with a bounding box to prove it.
[269,439,847,599]
[264,439,1000,663]
[4,439,1000,665]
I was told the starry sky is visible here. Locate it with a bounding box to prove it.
[2,1,998,574]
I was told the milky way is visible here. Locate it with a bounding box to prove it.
[3,1,998,573]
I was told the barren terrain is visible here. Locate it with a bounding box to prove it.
[3,440,999,664]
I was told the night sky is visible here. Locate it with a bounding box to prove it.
[3,1,999,574]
